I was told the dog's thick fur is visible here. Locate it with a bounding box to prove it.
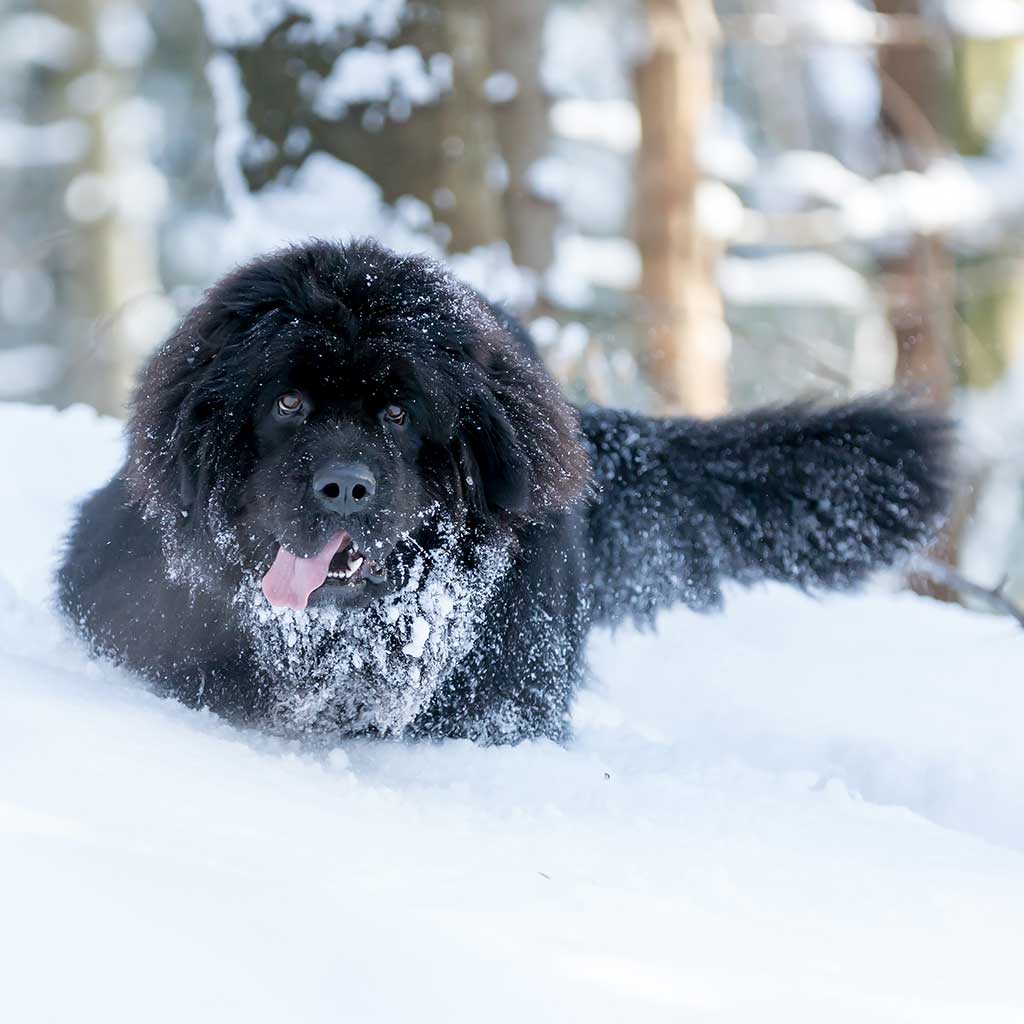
[58,239,951,743]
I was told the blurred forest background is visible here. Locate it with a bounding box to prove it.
[3,0,1024,609]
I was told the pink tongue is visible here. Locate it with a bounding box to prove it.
[261,532,350,611]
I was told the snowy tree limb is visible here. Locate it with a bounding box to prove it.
[716,12,942,49]
[909,557,1024,630]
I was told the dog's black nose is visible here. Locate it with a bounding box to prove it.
[313,462,376,515]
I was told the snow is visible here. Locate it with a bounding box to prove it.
[780,0,881,46]
[483,71,519,105]
[201,32,458,277]
[206,54,436,261]
[0,268,55,327]
[0,346,59,398]
[448,242,538,311]
[3,400,1024,1022]
[96,2,155,69]
[541,4,637,103]
[696,179,746,241]
[198,0,406,48]
[245,520,512,736]
[402,614,430,658]
[956,364,1024,600]
[843,162,994,241]
[202,54,541,305]
[314,45,453,120]
[0,118,89,169]
[550,98,640,153]
[697,108,758,184]
[527,154,571,203]
[0,13,81,70]
[747,150,995,244]
[192,0,639,310]
[755,150,869,212]
[554,234,641,292]
[719,252,870,311]
[945,0,1024,40]
[805,45,881,131]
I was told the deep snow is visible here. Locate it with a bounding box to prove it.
[2,402,1024,1023]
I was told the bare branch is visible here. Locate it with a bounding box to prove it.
[909,557,1024,631]
[716,12,943,49]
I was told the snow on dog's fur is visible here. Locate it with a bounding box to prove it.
[240,512,512,735]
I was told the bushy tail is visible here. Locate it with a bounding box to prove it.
[581,398,953,627]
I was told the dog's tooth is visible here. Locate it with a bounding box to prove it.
[345,556,364,577]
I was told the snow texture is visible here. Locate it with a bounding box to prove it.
[314,45,453,120]
[3,404,1024,1022]
[199,0,405,47]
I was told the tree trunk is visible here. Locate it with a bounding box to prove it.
[874,0,955,405]
[875,0,959,599]
[634,0,728,417]
[484,0,557,280]
[46,0,163,416]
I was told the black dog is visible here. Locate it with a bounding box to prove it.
[58,239,950,742]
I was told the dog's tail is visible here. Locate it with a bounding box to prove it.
[580,398,953,627]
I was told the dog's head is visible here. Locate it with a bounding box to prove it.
[125,239,589,609]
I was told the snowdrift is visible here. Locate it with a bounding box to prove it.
[2,402,1023,1023]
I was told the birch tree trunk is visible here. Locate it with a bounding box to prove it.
[634,0,728,416]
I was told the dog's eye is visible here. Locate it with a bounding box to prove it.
[384,404,406,425]
[276,391,304,417]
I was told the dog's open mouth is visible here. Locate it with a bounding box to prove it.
[261,531,387,611]
[324,536,386,586]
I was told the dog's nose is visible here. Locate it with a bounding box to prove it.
[313,462,376,515]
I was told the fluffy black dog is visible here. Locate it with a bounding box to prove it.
[58,239,950,742]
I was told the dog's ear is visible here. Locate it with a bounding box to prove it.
[126,280,240,522]
[456,394,532,516]
[452,308,591,521]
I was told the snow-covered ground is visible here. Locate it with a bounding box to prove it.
[2,401,1023,1023]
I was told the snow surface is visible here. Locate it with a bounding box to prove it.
[3,401,1024,1023]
